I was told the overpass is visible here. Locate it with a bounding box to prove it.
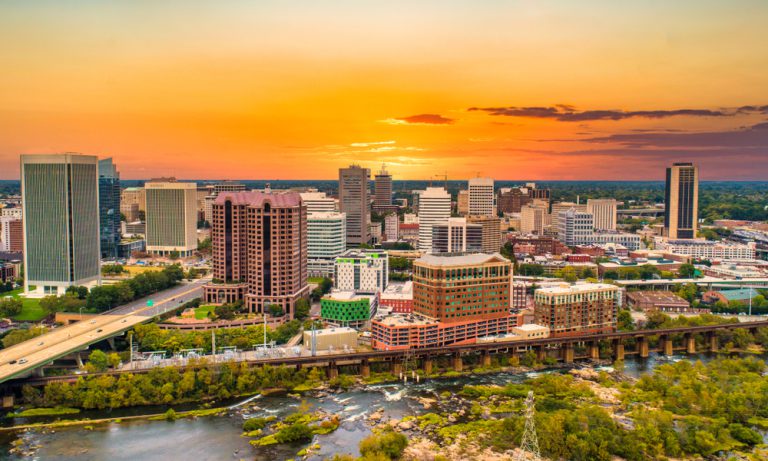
[0,278,208,384]
[613,277,768,289]
[8,320,767,388]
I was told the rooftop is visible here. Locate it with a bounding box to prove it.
[625,290,689,306]
[312,327,357,336]
[215,190,302,207]
[535,283,619,295]
[416,252,508,267]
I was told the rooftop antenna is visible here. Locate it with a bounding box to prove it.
[517,391,541,461]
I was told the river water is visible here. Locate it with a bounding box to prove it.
[0,353,761,461]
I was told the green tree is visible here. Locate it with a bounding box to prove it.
[268,304,284,317]
[678,264,696,278]
[617,309,635,331]
[2,327,47,348]
[87,350,110,372]
[294,298,310,320]
[0,298,23,317]
[359,429,408,460]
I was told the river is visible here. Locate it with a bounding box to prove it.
[0,352,761,460]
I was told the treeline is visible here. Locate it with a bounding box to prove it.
[21,361,317,410]
[38,265,185,316]
[449,357,768,460]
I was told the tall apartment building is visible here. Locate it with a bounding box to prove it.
[468,177,495,216]
[145,179,198,257]
[334,249,389,294]
[466,215,502,253]
[456,190,469,215]
[307,212,346,277]
[0,217,23,253]
[417,187,451,252]
[520,204,549,235]
[299,191,338,214]
[339,165,371,246]
[534,283,619,337]
[204,191,309,316]
[98,158,121,259]
[373,165,395,212]
[587,198,617,231]
[21,154,101,296]
[384,213,399,241]
[121,187,146,212]
[431,218,482,253]
[664,163,699,239]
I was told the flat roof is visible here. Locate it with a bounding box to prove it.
[416,252,508,267]
[626,290,689,305]
[308,327,357,336]
[536,283,619,294]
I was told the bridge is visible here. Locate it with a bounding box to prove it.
[613,277,768,289]
[7,320,767,388]
[0,278,208,384]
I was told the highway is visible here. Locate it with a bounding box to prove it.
[0,278,209,383]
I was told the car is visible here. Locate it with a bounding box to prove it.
[96,329,103,333]
[37,341,44,346]
[8,360,17,365]
[18,359,27,364]
[122,319,127,323]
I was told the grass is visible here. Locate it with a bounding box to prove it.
[8,407,81,418]
[123,265,162,276]
[308,277,325,284]
[2,288,45,322]
[194,305,216,320]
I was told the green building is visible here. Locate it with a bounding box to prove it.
[320,291,378,329]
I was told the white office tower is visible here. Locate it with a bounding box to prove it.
[334,249,389,293]
[587,199,617,231]
[520,204,549,235]
[21,154,101,296]
[145,179,198,257]
[468,177,495,216]
[299,191,338,214]
[307,212,347,277]
[558,208,594,246]
[417,187,451,252]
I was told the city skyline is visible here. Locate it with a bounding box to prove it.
[2,1,768,181]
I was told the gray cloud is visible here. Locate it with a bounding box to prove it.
[467,105,737,121]
[582,122,768,148]
[385,113,454,125]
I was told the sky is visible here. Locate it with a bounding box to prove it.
[1,0,768,181]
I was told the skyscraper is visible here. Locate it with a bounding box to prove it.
[98,158,121,259]
[145,179,198,257]
[339,165,371,246]
[373,164,394,212]
[431,217,482,253]
[417,187,451,252]
[664,163,699,239]
[468,177,495,216]
[21,154,101,296]
[204,191,309,316]
[586,199,617,231]
[307,212,347,277]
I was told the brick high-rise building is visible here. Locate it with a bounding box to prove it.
[204,191,309,316]
[339,165,371,246]
[534,283,619,337]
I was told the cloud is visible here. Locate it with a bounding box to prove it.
[382,113,454,125]
[349,140,396,147]
[467,105,736,121]
[581,121,768,148]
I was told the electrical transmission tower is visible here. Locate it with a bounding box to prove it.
[517,391,541,461]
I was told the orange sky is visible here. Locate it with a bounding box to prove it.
[1,1,768,180]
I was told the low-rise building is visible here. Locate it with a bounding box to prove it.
[380,281,413,313]
[320,291,379,329]
[625,290,699,313]
[655,238,756,260]
[302,327,358,352]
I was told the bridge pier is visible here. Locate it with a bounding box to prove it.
[613,339,624,361]
[638,336,649,358]
[685,333,696,354]
[75,354,84,368]
[423,357,433,375]
[589,341,600,360]
[34,367,44,378]
[392,360,403,377]
[107,337,116,351]
[481,350,491,367]
[708,332,718,353]
[452,353,463,372]
[361,360,370,378]
[327,362,338,380]
[562,343,574,363]
[535,345,546,362]
[661,335,673,356]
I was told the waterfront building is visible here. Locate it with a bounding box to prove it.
[320,290,379,329]
[21,153,100,296]
[533,283,619,337]
[334,249,388,293]
[307,212,346,277]
[664,162,699,239]
[417,187,451,252]
[339,165,371,246]
[587,198,617,231]
[204,191,309,316]
[98,158,121,259]
[468,177,495,216]
[145,179,198,257]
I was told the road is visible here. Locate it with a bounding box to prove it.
[0,278,209,383]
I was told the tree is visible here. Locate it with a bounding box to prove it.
[2,327,47,348]
[169,250,180,260]
[0,298,22,318]
[268,304,285,317]
[678,264,696,278]
[294,298,310,320]
[87,350,110,372]
[214,303,237,320]
[617,309,635,331]
[359,429,408,460]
